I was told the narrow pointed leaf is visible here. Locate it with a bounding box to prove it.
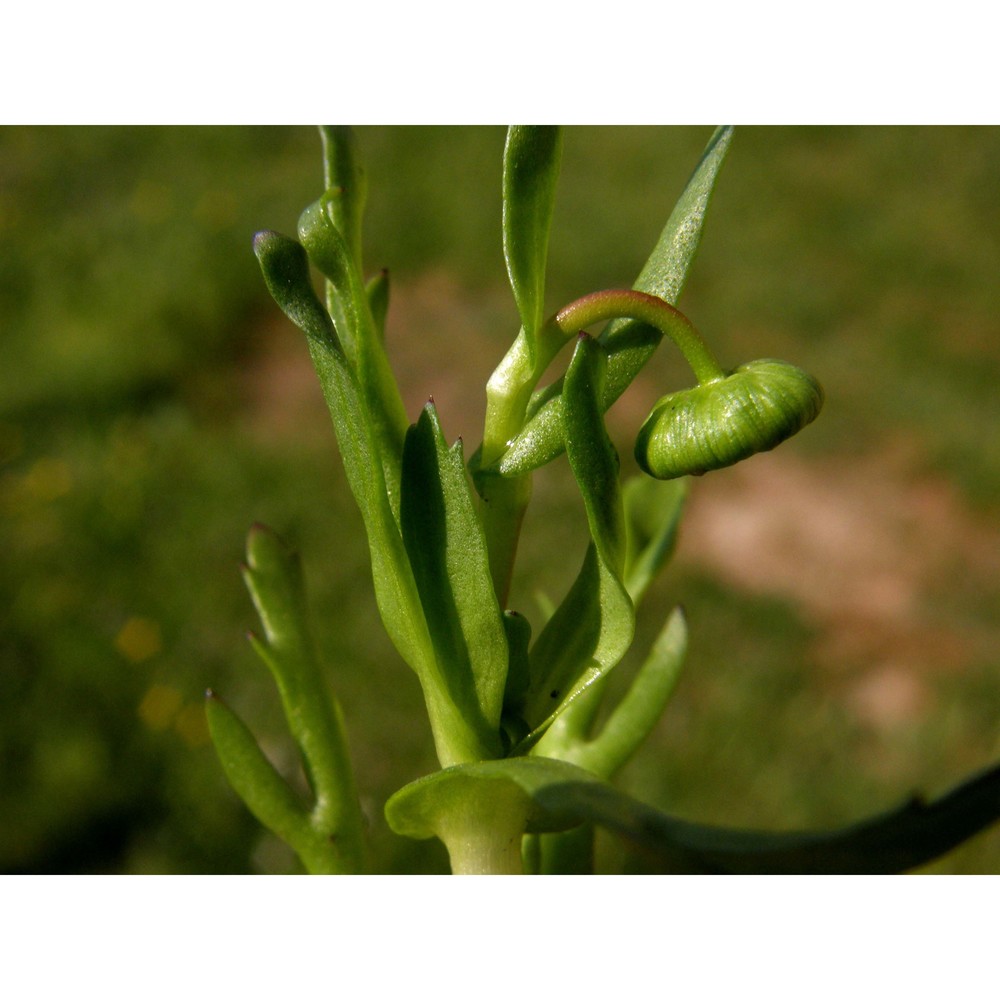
[400,403,508,759]
[513,337,634,745]
[255,231,480,767]
[503,126,563,351]
[495,126,735,477]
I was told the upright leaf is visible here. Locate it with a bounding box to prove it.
[296,202,408,511]
[254,232,484,767]
[400,403,508,759]
[503,126,563,353]
[513,336,634,746]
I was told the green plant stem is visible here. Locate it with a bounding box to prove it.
[479,327,561,604]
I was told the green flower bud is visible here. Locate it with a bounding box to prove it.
[634,359,824,480]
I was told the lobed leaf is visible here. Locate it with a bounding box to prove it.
[206,691,356,874]
[558,607,688,778]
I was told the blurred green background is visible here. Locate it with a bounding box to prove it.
[2,126,999,873]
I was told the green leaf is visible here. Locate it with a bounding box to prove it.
[503,126,563,351]
[206,691,355,874]
[527,760,1000,874]
[400,403,508,760]
[206,690,308,837]
[296,200,409,510]
[495,126,735,477]
[240,524,365,867]
[252,229,342,356]
[500,610,532,741]
[622,475,687,604]
[254,232,482,767]
[512,336,634,746]
[558,607,688,778]
[387,752,1000,874]
[385,756,603,873]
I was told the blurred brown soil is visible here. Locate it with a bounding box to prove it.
[677,443,1000,730]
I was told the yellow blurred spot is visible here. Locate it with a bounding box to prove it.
[138,684,183,730]
[24,458,72,501]
[114,616,162,663]
[129,180,172,223]
[174,702,211,748]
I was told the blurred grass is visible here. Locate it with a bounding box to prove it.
[1,126,998,873]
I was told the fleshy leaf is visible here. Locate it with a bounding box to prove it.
[512,336,634,746]
[384,757,603,873]
[254,232,483,767]
[495,126,735,477]
[503,126,563,352]
[541,607,688,778]
[387,752,1000,874]
[296,200,409,509]
[240,524,365,861]
[400,403,508,759]
[205,691,356,874]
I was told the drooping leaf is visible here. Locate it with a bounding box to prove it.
[494,126,735,477]
[387,753,1000,874]
[503,126,563,353]
[528,760,1000,874]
